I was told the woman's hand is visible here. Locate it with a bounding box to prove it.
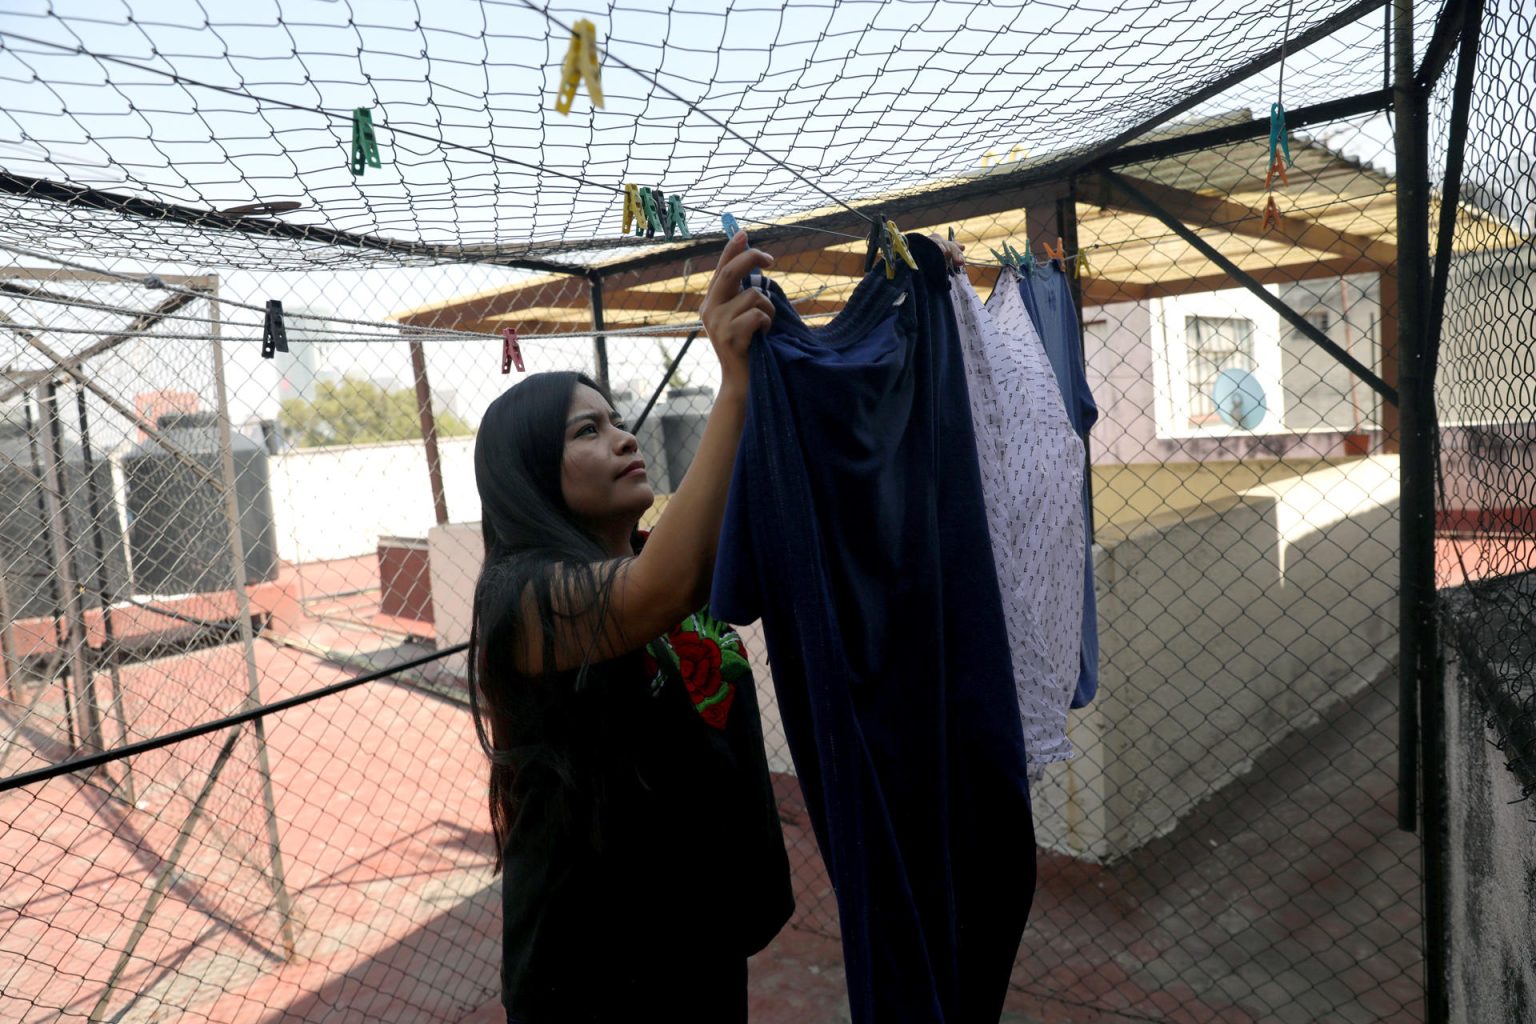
[700,230,775,394]
[927,233,966,268]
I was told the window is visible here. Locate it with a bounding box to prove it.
[1185,316,1256,426]
[1150,287,1282,438]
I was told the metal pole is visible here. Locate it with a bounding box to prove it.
[76,385,135,803]
[208,285,297,957]
[0,546,15,700]
[590,274,610,391]
[87,724,245,1022]
[1394,0,1448,1021]
[408,338,449,526]
[21,395,73,747]
[41,380,105,753]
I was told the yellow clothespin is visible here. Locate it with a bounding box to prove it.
[555,19,605,115]
[883,219,918,279]
[622,184,641,235]
[1075,246,1091,278]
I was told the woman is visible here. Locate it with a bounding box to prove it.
[469,231,792,1023]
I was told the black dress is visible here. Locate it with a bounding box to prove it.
[499,606,793,1024]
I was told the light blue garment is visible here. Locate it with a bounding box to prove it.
[1023,265,1101,709]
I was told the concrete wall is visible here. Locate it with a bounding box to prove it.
[1445,650,1536,1024]
[1032,456,1400,860]
[266,437,479,564]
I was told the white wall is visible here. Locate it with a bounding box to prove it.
[267,436,479,564]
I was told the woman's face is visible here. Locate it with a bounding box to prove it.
[560,384,654,533]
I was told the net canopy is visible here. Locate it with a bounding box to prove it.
[0,0,1444,274]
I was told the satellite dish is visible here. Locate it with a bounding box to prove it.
[1211,368,1267,430]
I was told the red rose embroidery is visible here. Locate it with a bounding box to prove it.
[669,629,734,729]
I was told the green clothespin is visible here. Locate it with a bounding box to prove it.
[990,246,1013,269]
[666,195,691,239]
[947,226,956,242]
[1019,243,1037,276]
[350,108,381,176]
[638,188,663,238]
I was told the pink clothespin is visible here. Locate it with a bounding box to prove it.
[502,327,524,373]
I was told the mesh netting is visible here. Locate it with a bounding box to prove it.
[1431,0,1536,797]
[4,0,1529,1021]
[1,0,1439,272]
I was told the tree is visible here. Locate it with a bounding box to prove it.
[277,377,471,447]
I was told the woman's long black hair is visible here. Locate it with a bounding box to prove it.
[469,370,637,872]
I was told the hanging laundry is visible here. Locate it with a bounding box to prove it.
[951,271,1085,776]
[712,233,1034,1024]
[992,261,1101,709]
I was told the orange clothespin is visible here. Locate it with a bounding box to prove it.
[502,327,524,373]
[554,19,604,115]
[1262,195,1282,233]
[1042,236,1067,266]
[622,184,641,235]
[1265,151,1289,190]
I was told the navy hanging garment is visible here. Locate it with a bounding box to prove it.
[1022,264,1101,710]
[713,233,1034,1024]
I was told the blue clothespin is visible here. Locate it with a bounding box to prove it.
[1019,243,1037,276]
[1269,102,1292,168]
[722,213,740,239]
[666,196,691,239]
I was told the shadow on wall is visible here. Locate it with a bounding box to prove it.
[1034,456,1401,861]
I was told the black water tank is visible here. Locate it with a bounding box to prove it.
[122,413,278,594]
[0,420,130,618]
[660,386,713,491]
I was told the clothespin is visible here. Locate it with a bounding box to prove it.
[1019,243,1037,276]
[639,188,664,238]
[721,213,740,239]
[865,215,885,272]
[1075,246,1091,278]
[1268,102,1292,169]
[1265,151,1290,190]
[666,196,691,239]
[1262,195,1282,233]
[501,327,524,373]
[350,108,381,176]
[989,247,1012,269]
[883,220,918,280]
[1042,237,1067,266]
[261,301,289,359]
[555,19,605,115]
[947,226,956,242]
[650,188,669,236]
[622,184,641,235]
